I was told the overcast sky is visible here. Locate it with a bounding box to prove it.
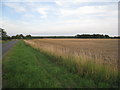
[0,0,119,36]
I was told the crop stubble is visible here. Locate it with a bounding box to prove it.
[25,39,118,67]
[24,39,119,83]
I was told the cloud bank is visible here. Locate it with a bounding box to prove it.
[1,0,118,36]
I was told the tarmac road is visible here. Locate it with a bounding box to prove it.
[1,40,19,57]
[0,40,19,89]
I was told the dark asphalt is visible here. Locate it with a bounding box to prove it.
[2,40,19,57]
[0,40,19,89]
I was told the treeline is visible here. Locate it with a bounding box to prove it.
[0,28,120,40]
[75,34,110,38]
[32,34,120,39]
[31,36,75,39]
[0,28,31,40]
[11,34,32,39]
[0,28,11,40]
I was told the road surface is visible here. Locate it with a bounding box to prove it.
[1,40,19,57]
[0,40,19,89]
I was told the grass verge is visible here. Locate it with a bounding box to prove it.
[3,41,118,88]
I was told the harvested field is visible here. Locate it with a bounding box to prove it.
[24,39,119,84]
[25,39,118,67]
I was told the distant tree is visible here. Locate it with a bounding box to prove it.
[19,34,25,39]
[12,34,25,39]
[75,34,81,38]
[25,35,32,39]
[16,35,20,39]
[11,36,16,39]
[0,28,11,40]
[0,28,3,39]
[105,35,109,38]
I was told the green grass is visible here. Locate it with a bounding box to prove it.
[2,41,118,88]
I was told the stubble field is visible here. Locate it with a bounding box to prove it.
[25,39,118,67]
[25,39,119,86]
